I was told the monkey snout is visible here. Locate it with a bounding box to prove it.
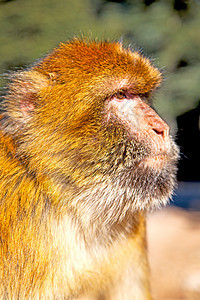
[151,119,170,141]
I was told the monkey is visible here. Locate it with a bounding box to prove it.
[0,37,179,300]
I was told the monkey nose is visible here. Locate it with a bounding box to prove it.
[146,112,171,154]
[152,120,170,140]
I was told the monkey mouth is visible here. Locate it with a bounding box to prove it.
[142,154,169,169]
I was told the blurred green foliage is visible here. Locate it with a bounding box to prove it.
[0,0,200,130]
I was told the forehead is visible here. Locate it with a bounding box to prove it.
[36,39,162,94]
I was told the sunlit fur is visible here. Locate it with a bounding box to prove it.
[0,37,179,299]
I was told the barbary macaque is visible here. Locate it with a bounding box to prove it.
[0,37,179,299]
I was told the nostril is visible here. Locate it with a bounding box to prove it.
[147,109,170,140]
[153,128,164,137]
[152,125,169,140]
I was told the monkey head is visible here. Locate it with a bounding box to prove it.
[2,38,179,225]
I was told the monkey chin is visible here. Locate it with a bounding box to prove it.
[130,155,178,211]
[142,154,168,169]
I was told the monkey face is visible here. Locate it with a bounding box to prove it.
[94,88,179,216]
[105,90,173,164]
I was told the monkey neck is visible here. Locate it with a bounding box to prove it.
[46,170,147,238]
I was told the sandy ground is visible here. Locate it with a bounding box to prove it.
[147,207,200,300]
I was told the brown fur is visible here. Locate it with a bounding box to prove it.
[0,37,179,299]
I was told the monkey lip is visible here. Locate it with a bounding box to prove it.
[142,154,168,168]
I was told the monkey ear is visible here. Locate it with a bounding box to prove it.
[17,81,37,117]
[5,70,50,118]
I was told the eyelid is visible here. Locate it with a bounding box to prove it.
[110,90,151,102]
[111,89,130,100]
